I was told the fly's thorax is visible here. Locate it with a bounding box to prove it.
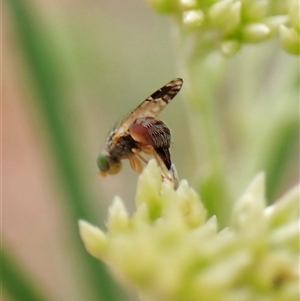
[106,131,139,160]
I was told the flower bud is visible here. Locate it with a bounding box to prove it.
[288,0,300,32]
[264,15,289,36]
[242,0,269,22]
[78,220,107,259]
[279,25,300,55]
[242,23,271,42]
[220,40,241,56]
[183,10,205,29]
[209,0,241,33]
[264,184,299,228]
[180,0,198,10]
[231,173,267,243]
[107,196,129,232]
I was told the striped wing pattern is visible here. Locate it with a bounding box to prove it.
[114,78,183,137]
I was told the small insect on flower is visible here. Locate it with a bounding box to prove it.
[97,78,183,188]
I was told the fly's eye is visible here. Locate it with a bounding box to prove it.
[97,154,110,172]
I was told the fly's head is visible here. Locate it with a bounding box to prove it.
[97,150,122,176]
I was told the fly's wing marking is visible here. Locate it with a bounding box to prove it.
[112,78,183,138]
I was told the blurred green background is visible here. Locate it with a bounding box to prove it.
[3,0,299,300]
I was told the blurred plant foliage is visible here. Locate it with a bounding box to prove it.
[80,160,299,301]
[4,0,299,301]
[80,1,299,299]
[146,0,299,224]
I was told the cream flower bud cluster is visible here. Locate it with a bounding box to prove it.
[146,0,299,55]
[79,160,299,301]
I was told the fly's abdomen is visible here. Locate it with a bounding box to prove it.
[129,117,171,149]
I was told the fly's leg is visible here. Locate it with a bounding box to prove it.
[140,145,178,187]
[129,155,143,173]
[131,148,148,164]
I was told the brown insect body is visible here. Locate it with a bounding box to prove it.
[130,117,172,169]
[98,78,183,187]
[105,128,138,161]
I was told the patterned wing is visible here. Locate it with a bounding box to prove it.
[114,78,183,136]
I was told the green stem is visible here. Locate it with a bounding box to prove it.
[6,0,126,300]
[1,246,52,301]
[264,118,299,201]
[173,23,231,226]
